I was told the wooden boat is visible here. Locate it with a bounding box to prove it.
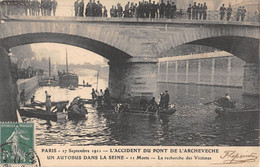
[18,107,87,121]
[96,106,176,116]
[68,84,76,90]
[24,100,69,107]
[215,107,260,116]
[39,79,59,87]
[18,107,59,121]
[86,83,92,87]
[68,112,88,120]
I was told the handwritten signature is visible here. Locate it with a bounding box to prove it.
[213,150,258,165]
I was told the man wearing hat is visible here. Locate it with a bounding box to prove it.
[164,90,170,109]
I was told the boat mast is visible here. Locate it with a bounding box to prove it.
[49,57,51,77]
[66,48,68,73]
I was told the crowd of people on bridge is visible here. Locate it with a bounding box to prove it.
[219,4,246,21]
[0,0,58,16]
[0,0,251,22]
[72,0,248,22]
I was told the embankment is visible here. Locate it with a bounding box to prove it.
[17,76,39,102]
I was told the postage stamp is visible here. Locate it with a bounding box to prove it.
[0,123,40,166]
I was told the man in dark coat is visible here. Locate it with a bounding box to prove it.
[78,0,84,17]
[219,4,226,20]
[164,91,170,109]
[159,0,165,18]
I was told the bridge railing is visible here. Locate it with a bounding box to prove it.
[0,3,259,23]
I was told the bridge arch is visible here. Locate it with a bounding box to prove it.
[160,36,259,63]
[0,33,132,62]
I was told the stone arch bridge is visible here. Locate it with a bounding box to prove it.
[0,16,259,121]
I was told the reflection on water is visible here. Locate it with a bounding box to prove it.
[23,81,259,146]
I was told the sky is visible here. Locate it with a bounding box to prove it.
[31,43,107,65]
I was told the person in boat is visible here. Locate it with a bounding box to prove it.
[45,95,52,112]
[103,88,111,109]
[164,90,170,109]
[83,80,85,86]
[91,88,96,106]
[225,93,231,101]
[30,95,36,105]
[215,94,235,109]
[45,91,49,101]
[70,100,87,115]
[159,92,165,108]
[96,89,103,107]
[78,101,88,115]
[20,89,26,105]
[147,97,158,112]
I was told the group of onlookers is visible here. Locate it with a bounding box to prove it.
[220,4,246,21]
[187,2,208,20]
[74,0,106,17]
[91,88,111,108]
[0,0,251,22]
[0,0,58,16]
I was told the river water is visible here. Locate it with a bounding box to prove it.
[22,78,259,146]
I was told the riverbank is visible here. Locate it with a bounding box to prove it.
[17,76,39,103]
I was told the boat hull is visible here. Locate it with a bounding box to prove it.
[18,107,87,121]
[68,112,87,120]
[18,107,58,121]
[97,107,176,116]
[59,73,78,88]
[215,107,260,116]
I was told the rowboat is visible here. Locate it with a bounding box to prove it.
[18,107,87,121]
[68,112,88,120]
[24,101,69,108]
[18,107,59,121]
[97,106,176,116]
[215,107,260,116]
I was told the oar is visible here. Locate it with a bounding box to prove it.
[203,101,216,105]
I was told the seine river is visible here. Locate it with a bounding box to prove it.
[23,78,259,146]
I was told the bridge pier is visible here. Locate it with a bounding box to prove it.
[0,46,18,122]
[242,63,260,97]
[109,58,157,102]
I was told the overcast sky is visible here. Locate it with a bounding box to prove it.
[31,43,107,65]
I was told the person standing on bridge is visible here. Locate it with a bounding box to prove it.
[202,3,207,20]
[219,4,226,20]
[191,2,196,20]
[241,6,246,21]
[52,0,58,16]
[170,2,176,19]
[226,5,232,21]
[165,1,171,19]
[78,0,84,17]
[187,4,191,20]
[74,0,79,16]
[159,0,165,18]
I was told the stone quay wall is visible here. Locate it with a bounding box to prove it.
[17,76,39,103]
[158,51,245,87]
